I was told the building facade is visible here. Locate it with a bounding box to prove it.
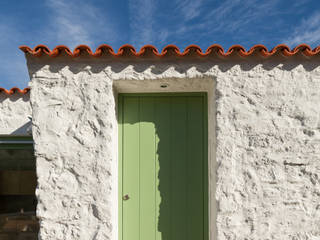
[0,44,320,240]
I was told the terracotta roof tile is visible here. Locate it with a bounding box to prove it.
[19,44,320,58]
[3,44,320,93]
[0,87,30,95]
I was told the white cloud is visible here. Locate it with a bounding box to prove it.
[129,0,156,48]
[0,0,120,88]
[151,0,281,48]
[284,12,320,47]
[45,0,118,49]
[202,0,279,34]
[128,0,206,48]
[177,0,204,21]
[128,0,281,49]
[0,22,29,88]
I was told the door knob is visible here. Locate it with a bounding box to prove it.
[123,194,130,200]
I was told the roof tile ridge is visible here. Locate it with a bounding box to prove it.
[94,44,115,57]
[205,44,224,56]
[0,87,30,95]
[161,45,180,57]
[117,44,137,57]
[136,45,160,57]
[19,44,320,58]
[182,45,203,56]
[73,45,94,57]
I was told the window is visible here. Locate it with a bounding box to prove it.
[0,136,39,240]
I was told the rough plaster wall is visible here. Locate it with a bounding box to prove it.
[215,63,320,240]
[26,56,320,240]
[29,65,117,240]
[0,93,31,135]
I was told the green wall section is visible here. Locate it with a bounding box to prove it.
[119,94,208,240]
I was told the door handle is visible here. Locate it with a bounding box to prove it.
[123,194,130,201]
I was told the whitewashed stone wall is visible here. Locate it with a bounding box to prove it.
[28,62,117,240]
[0,93,31,135]
[25,56,320,240]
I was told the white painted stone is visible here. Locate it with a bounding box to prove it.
[25,56,320,240]
[0,93,31,135]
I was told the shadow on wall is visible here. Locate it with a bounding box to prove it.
[121,96,207,240]
[0,94,30,104]
[10,120,32,135]
[0,93,32,136]
[25,54,320,78]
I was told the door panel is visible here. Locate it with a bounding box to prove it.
[171,97,188,240]
[155,97,171,240]
[120,94,207,240]
[122,97,140,240]
[139,97,156,240]
[187,97,205,240]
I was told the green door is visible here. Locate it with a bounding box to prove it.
[119,94,208,240]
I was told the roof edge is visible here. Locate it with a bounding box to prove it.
[0,87,30,95]
[19,44,320,58]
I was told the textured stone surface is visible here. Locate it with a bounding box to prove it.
[25,56,320,240]
[0,93,31,135]
[214,63,320,240]
[28,65,117,240]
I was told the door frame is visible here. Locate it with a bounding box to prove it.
[118,92,208,240]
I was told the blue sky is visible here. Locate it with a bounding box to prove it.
[0,0,320,88]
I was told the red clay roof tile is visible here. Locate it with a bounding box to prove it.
[2,44,320,94]
[19,44,320,58]
[0,87,30,95]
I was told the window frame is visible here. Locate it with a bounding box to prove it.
[0,136,34,150]
[0,135,38,237]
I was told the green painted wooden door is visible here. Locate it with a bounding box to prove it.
[119,94,208,240]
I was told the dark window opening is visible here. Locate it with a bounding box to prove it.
[0,137,39,240]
